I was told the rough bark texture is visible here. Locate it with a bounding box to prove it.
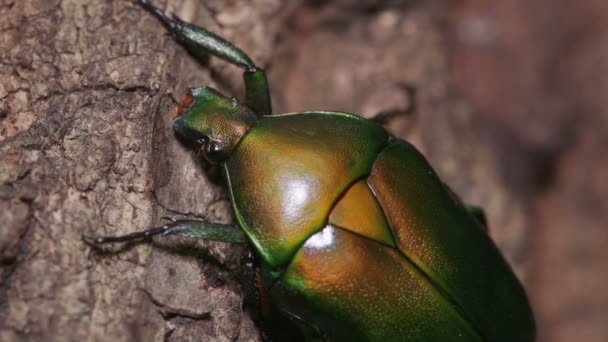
[0,0,293,340]
[1,0,604,341]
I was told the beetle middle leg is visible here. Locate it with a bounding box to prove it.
[139,0,272,115]
[84,219,248,245]
[370,84,416,125]
[465,205,488,231]
[242,252,324,342]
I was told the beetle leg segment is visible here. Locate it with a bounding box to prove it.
[244,69,272,116]
[85,220,248,245]
[370,108,410,125]
[139,0,272,116]
[243,252,320,342]
[370,85,416,125]
[465,205,488,231]
[443,181,489,232]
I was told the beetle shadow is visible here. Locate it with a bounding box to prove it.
[85,235,239,270]
[155,237,249,293]
[85,234,246,289]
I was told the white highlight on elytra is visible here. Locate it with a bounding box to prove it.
[306,226,335,250]
[282,176,311,212]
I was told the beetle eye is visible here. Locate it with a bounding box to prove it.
[204,141,228,163]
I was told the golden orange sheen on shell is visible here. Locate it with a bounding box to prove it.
[329,180,396,247]
[273,225,481,341]
[225,112,388,266]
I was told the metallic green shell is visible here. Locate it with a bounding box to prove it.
[367,140,535,342]
[224,112,388,266]
[225,112,534,341]
[271,225,482,342]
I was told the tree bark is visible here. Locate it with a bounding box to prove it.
[1,0,536,341]
[0,0,295,340]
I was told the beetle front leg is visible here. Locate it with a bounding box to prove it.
[139,0,272,115]
[85,219,248,245]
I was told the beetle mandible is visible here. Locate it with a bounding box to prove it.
[88,1,536,341]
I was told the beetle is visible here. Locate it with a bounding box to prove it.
[88,1,535,341]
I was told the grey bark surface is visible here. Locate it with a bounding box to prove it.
[1,0,537,341]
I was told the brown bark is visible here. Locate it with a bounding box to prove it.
[0,0,549,341]
[0,0,293,340]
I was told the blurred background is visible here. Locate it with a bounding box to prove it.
[0,0,606,340]
[448,1,608,340]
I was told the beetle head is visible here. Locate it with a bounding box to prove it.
[173,87,258,163]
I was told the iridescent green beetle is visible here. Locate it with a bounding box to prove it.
[89,1,535,341]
